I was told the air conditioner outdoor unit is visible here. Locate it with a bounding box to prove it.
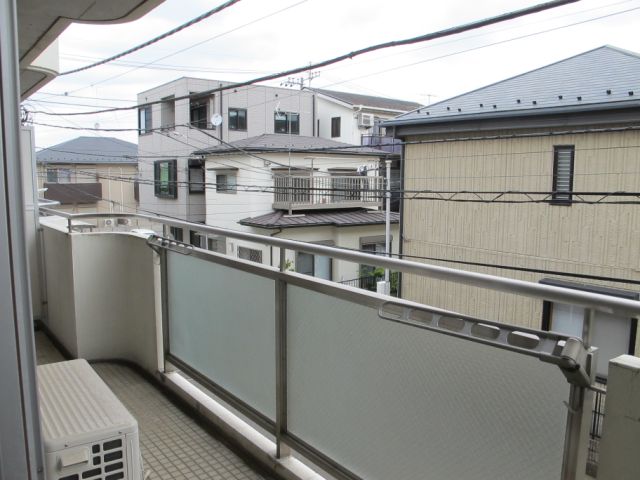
[117,218,132,226]
[358,112,375,128]
[38,359,143,480]
[103,218,115,227]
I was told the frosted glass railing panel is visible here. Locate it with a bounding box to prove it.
[167,252,276,420]
[287,286,570,480]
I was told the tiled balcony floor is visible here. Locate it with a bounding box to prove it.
[35,331,271,480]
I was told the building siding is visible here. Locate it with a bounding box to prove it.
[401,128,640,348]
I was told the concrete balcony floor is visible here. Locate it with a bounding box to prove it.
[35,331,271,480]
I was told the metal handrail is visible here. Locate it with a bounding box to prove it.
[39,207,640,316]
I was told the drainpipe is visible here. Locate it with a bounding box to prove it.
[269,227,283,268]
[384,158,391,294]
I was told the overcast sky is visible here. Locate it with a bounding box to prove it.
[25,0,640,149]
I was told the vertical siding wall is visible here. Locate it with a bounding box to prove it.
[402,128,640,337]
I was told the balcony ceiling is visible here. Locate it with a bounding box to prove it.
[18,0,163,97]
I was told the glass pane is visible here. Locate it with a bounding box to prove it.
[313,255,331,280]
[296,252,313,276]
[167,252,276,419]
[551,303,584,338]
[287,286,570,480]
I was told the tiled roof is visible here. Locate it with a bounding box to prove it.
[385,45,640,126]
[239,208,399,229]
[37,136,138,164]
[312,88,422,112]
[195,134,387,156]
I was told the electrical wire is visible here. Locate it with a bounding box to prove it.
[59,0,243,75]
[31,0,580,116]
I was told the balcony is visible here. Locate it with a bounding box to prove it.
[272,175,383,211]
[361,134,403,154]
[43,182,102,204]
[33,208,640,480]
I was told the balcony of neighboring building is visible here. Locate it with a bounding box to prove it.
[272,174,383,211]
[30,207,640,480]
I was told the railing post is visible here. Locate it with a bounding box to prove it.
[275,248,290,458]
[561,307,597,480]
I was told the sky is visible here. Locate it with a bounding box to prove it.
[24,0,640,149]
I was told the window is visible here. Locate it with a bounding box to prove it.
[216,173,237,194]
[541,278,638,378]
[296,251,332,280]
[331,116,341,138]
[189,230,206,248]
[190,95,209,129]
[154,159,177,198]
[188,159,205,194]
[46,168,71,183]
[169,226,183,242]
[207,236,226,254]
[138,105,152,135]
[360,236,391,277]
[552,145,574,204]
[238,246,262,264]
[160,96,175,130]
[228,108,247,130]
[274,111,300,134]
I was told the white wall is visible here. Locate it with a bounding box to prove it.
[137,77,315,225]
[41,220,159,373]
[316,96,359,144]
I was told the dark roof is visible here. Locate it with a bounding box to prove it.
[385,45,640,127]
[36,136,138,165]
[312,88,422,112]
[239,209,400,229]
[195,134,387,156]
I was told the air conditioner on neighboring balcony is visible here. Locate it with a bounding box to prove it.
[103,218,115,227]
[38,359,143,480]
[358,113,375,128]
[117,218,132,226]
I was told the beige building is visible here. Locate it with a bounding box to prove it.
[37,136,139,215]
[385,45,640,377]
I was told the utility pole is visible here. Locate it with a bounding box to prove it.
[281,68,320,89]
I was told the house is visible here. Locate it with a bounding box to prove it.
[384,45,640,378]
[195,133,400,284]
[136,77,316,234]
[309,88,422,147]
[136,78,420,234]
[36,136,138,214]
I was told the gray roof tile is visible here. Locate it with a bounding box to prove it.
[37,136,138,164]
[312,88,422,112]
[386,45,640,126]
[239,208,399,229]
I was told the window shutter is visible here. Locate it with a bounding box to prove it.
[552,146,574,204]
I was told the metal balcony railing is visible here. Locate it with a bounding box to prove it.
[361,134,403,154]
[272,175,383,211]
[39,208,640,480]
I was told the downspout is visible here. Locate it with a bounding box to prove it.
[269,227,283,268]
[312,93,316,137]
[218,85,224,143]
[396,126,405,298]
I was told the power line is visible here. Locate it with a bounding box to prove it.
[59,0,243,75]
[43,181,640,285]
[64,0,311,94]
[31,0,579,116]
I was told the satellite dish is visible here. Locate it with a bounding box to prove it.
[211,113,223,126]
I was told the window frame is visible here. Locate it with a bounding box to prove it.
[138,105,152,135]
[160,95,175,131]
[331,116,341,138]
[551,145,575,205]
[215,172,237,194]
[188,159,205,194]
[274,111,300,135]
[190,94,210,129]
[228,108,247,131]
[154,159,178,199]
[238,246,263,264]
